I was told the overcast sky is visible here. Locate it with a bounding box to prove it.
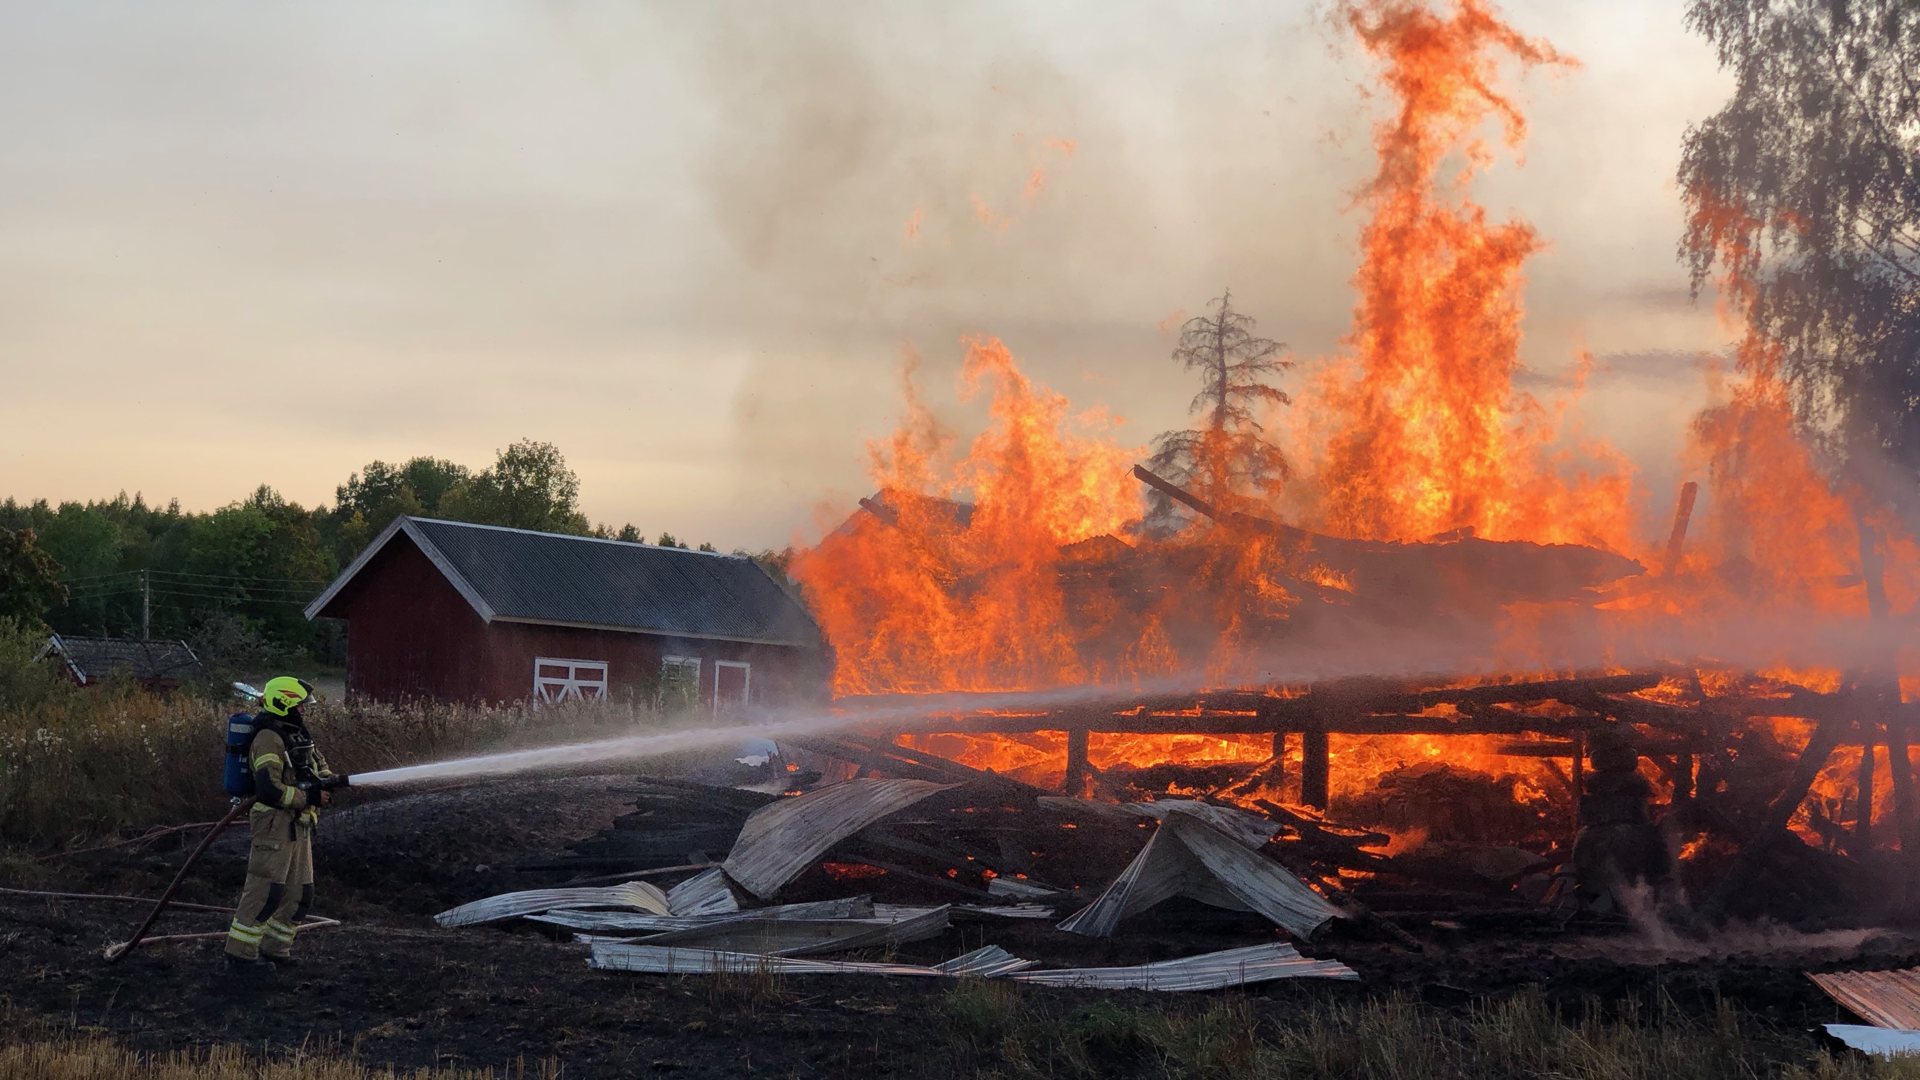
[0,0,1734,549]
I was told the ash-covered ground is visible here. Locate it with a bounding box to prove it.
[4,770,1917,1077]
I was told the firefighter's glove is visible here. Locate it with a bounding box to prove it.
[302,782,333,809]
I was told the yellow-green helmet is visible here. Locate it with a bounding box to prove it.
[261,676,317,717]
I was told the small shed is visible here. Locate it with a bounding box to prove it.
[41,634,205,691]
[305,517,827,709]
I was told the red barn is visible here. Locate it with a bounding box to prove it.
[305,517,827,709]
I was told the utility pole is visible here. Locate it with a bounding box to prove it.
[140,569,150,641]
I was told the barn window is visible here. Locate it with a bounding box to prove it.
[533,657,609,703]
[660,655,701,709]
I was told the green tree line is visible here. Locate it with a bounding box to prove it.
[0,439,789,668]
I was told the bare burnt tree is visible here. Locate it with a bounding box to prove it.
[1146,290,1293,530]
[1678,0,1920,504]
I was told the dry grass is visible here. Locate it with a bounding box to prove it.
[0,1005,559,1080]
[941,982,1920,1080]
[0,1039,560,1080]
[0,674,675,852]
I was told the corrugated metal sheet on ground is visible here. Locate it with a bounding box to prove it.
[434,881,669,928]
[1008,943,1358,991]
[934,945,1037,977]
[1122,799,1279,850]
[1059,806,1342,940]
[437,883,670,930]
[665,867,740,916]
[528,896,876,934]
[588,941,1349,989]
[590,942,1024,977]
[954,903,1056,920]
[1810,967,1920,1030]
[722,778,959,900]
[626,905,950,957]
[1824,1025,1920,1057]
[988,877,1068,900]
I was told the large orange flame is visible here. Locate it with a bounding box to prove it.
[792,0,1914,846]
[1301,0,1630,549]
[791,338,1141,695]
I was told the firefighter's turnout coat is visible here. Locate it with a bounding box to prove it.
[225,712,335,961]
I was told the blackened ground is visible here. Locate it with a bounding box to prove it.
[3,773,1918,1077]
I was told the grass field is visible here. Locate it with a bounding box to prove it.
[3,984,1917,1079]
[0,622,678,852]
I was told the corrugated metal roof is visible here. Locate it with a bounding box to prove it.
[308,517,820,648]
[1810,967,1920,1029]
[45,635,202,684]
[1008,942,1359,990]
[722,778,959,900]
[433,881,670,928]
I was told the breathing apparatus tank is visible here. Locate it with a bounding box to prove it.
[224,712,260,798]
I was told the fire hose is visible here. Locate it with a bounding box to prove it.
[104,797,253,963]
[105,775,350,963]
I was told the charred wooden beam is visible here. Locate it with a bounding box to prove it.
[1252,799,1391,850]
[940,711,1624,738]
[1661,480,1699,577]
[1301,729,1330,809]
[1495,740,1579,757]
[856,496,899,526]
[1857,737,1877,850]
[1064,728,1090,795]
[1702,718,1848,920]
[1130,464,1316,545]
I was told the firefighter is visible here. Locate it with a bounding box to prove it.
[225,676,347,970]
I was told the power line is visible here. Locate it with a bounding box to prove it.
[141,577,316,595]
[57,587,145,602]
[63,576,312,599]
[68,574,318,597]
[147,588,312,608]
[58,570,143,585]
[149,568,330,586]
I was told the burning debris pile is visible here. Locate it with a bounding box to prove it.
[430,655,1915,986]
[755,0,1920,941]
[428,0,1917,986]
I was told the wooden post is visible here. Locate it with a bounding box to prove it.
[1063,727,1090,795]
[1269,730,1290,792]
[1661,481,1700,577]
[1571,732,1586,848]
[1857,514,1916,862]
[1856,736,1877,850]
[1301,729,1330,809]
